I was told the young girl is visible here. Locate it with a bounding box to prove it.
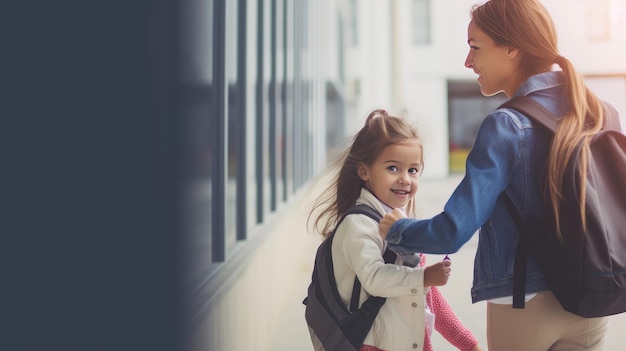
[309,109,481,351]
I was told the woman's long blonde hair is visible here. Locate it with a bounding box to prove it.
[308,109,423,238]
[471,0,606,239]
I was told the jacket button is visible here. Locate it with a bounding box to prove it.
[412,343,419,348]
[411,288,417,294]
[412,302,417,308]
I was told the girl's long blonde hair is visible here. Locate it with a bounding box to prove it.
[471,0,606,239]
[308,109,423,238]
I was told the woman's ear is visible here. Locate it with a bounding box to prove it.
[357,162,369,181]
[507,46,520,61]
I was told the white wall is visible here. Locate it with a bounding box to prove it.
[403,78,450,178]
[190,187,317,351]
[344,1,395,135]
[546,0,626,74]
[585,76,626,129]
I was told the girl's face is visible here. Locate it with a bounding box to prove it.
[464,20,520,97]
[358,140,422,210]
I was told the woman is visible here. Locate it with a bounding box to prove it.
[378,0,618,350]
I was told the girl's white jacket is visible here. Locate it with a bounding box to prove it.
[330,188,427,350]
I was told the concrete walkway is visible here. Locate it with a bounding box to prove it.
[272,175,626,350]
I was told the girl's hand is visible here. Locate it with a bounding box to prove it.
[424,260,452,287]
[378,208,406,240]
[470,345,483,351]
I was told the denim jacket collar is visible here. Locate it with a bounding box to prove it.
[513,71,565,98]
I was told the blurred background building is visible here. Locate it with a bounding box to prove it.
[187,0,626,350]
[2,0,625,350]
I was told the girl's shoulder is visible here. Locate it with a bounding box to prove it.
[338,211,380,232]
[335,210,382,241]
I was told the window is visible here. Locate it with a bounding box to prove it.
[225,0,240,253]
[349,0,358,46]
[179,0,216,287]
[179,0,325,298]
[447,80,506,173]
[411,0,431,45]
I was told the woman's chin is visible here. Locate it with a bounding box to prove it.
[480,87,502,97]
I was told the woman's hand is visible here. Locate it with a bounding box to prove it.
[424,260,452,287]
[378,208,406,240]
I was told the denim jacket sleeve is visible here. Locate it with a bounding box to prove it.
[386,110,521,254]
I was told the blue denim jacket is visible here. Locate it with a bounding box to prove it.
[386,71,573,303]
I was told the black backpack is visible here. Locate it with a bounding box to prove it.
[303,204,397,350]
[499,96,626,318]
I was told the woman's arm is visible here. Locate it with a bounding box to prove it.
[380,112,521,254]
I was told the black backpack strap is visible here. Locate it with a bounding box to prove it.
[345,204,383,223]
[502,193,529,309]
[342,205,397,313]
[501,95,622,132]
[349,248,397,312]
